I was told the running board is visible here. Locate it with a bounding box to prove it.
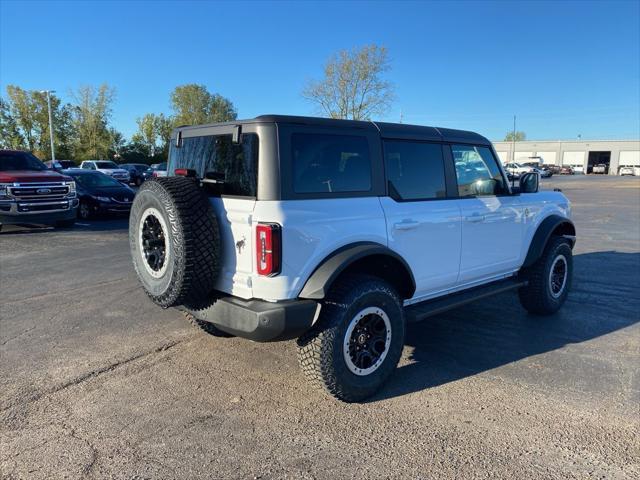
[405,278,527,323]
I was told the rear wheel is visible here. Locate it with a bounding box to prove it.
[519,237,573,315]
[297,275,405,402]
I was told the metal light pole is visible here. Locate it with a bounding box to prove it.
[41,90,56,162]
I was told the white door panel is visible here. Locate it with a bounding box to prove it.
[457,196,523,283]
[380,197,461,298]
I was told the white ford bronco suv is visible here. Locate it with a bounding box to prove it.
[129,115,575,402]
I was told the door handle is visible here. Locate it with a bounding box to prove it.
[394,221,420,230]
[465,214,485,223]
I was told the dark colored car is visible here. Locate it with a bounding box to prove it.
[120,163,152,186]
[45,160,77,171]
[63,169,135,220]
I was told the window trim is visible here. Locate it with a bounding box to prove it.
[381,139,453,203]
[446,143,512,198]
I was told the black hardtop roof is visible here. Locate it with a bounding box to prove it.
[174,114,491,145]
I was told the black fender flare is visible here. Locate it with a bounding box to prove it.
[523,215,576,268]
[298,242,416,300]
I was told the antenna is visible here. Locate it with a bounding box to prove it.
[399,109,404,124]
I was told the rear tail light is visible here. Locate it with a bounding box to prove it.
[175,168,197,177]
[256,223,281,276]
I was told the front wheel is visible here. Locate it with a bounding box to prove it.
[297,275,405,402]
[519,237,573,315]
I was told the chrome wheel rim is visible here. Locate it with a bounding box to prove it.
[138,207,169,278]
[549,254,568,298]
[343,307,392,376]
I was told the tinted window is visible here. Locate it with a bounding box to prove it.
[95,161,118,169]
[0,151,47,171]
[384,141,446,200]
[292,133,371,193]
[169,133,258,197]
[452,145,507,196]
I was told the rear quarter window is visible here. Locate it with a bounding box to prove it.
[169,133,259,197]
[291,133,371,193]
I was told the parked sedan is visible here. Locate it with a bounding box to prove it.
[63,169,135,220]
[619,166,639,176]
[120,163,151,186]
[559,165,574,175]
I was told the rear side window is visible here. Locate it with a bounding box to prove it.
[292,133,371,193]
[384,141,447,200]
[452,145,507,196]
[169,133,258,197]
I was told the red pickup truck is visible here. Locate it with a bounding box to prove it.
[0,150,79,230]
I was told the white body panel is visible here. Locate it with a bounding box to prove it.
[250,198,388,301]
[456,196,523,283]
[210,197,256,299]
[211,193,571,304]
[379,197,461,297]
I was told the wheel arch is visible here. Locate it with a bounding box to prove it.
[298,242,416,300]
[523,215,576,268]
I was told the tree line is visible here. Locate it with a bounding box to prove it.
[0,83,237,164]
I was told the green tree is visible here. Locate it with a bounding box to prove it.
[0,98,24,149]
[71,84,116,160]
[302,45,395,120]
[504,131,527,142]
[170,84,237,126]
[3,86,75,159]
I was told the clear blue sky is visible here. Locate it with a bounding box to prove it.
[1,0,639,141]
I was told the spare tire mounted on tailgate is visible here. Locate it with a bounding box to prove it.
[129,177,220,308]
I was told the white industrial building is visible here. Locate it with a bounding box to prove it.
[492,139,640,175]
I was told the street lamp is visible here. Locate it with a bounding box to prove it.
[40,90,56,162]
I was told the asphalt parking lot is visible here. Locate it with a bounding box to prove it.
[1,175,639,479]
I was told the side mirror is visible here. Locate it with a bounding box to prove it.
[519,172,540,193]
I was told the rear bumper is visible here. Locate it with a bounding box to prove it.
[183,296,318,342]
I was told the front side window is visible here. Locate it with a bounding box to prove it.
[384,141,447,201]
[452,145,507,197]
[292,133,371,193]
[169,133,258,197]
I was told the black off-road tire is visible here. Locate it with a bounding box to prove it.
[183,311,234,338]
[297,274,405,402]
[129,177,220,308]
[519,236,573,315]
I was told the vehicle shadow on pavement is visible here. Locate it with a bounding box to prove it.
[371,251,640,402]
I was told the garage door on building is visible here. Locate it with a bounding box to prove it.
[536,151,557,165]
[496,151,509,164]
[563,151,585,166]
[619,151,640,166]
[514,151,534,161]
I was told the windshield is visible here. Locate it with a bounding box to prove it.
[95,161,118,169]
[0,151,47,171]
[73,173,123,188]
[153,163,167,171]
